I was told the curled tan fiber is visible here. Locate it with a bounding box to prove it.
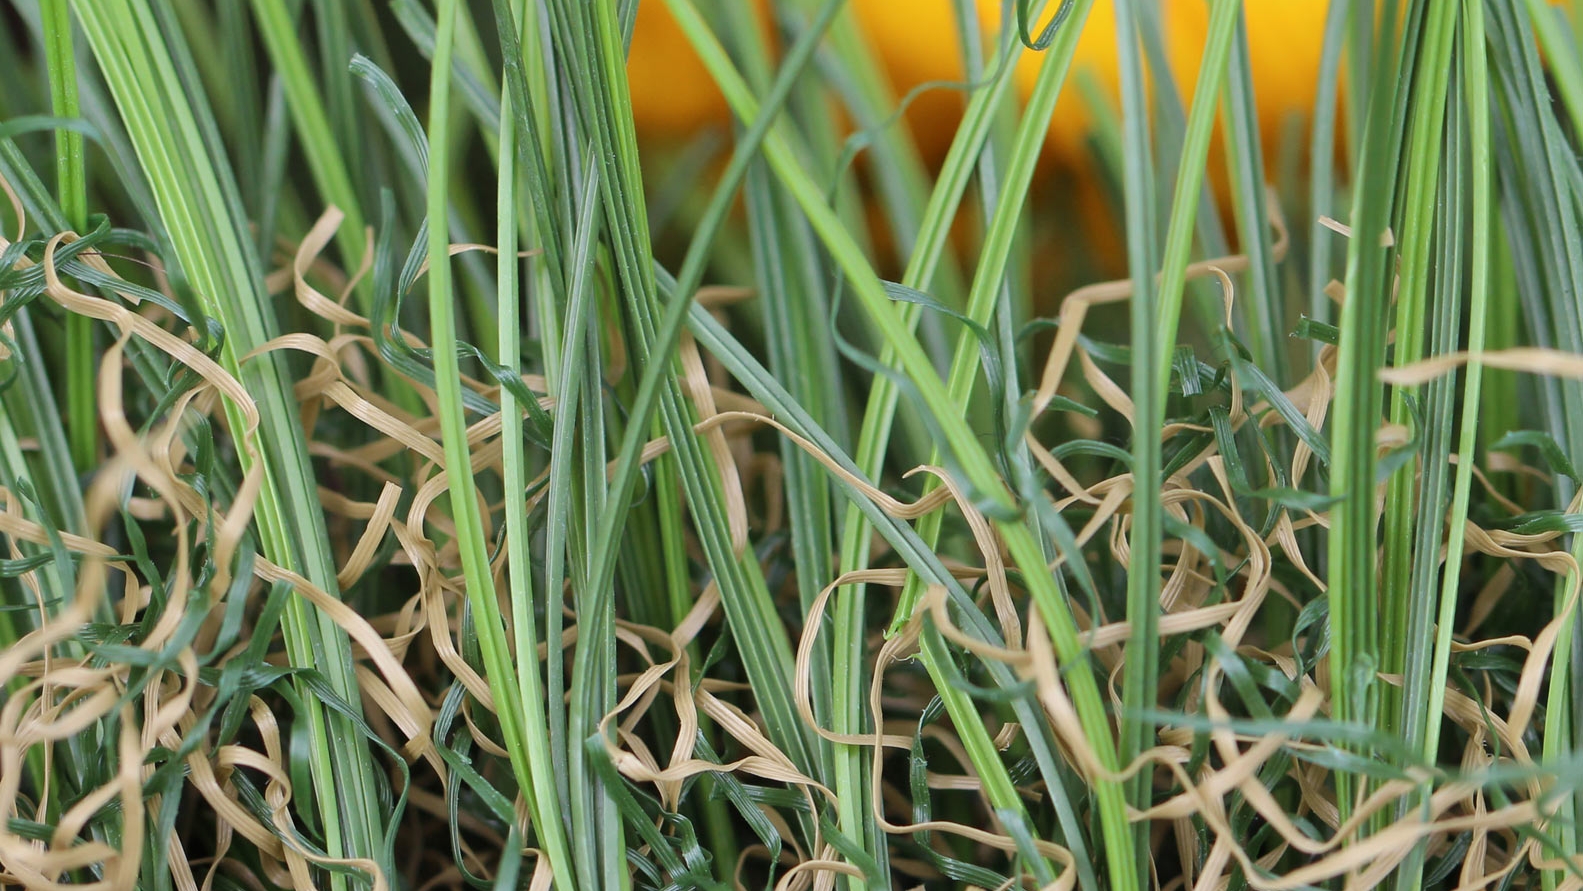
[0,185,440,890]
[1029,187,1289,423]
[12,151,1583,889]
[1381,346,1583,386]
[865,606,1080,890]
[59,244,440,771]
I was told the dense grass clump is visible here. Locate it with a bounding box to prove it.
[6,1,1583,888]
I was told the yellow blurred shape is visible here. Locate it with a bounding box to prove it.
[626,0,1333,169]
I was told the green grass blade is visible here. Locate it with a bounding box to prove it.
[1113,0,1164,871]
[1309,0,1352,334]
[69,1,391,883]
[1380,0,1457,749]
[496,0,578,882]
[662,1,1139,884]
[1113,0,1240,875]
[1328,0,1412,826]
[40,0,94,473]
[1399,7,1484,887]
[857,1,1102,880]
[248,0,371,306]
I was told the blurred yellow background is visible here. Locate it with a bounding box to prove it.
[626,1,1331,171]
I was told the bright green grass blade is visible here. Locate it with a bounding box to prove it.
[40,0,94,474]
[542,3,854,876]
[309,0,359,189]
[540,2,689,884]
[536,160,604,877]
[663,1,1140,885]
[1127,9,1238,344]
[829,15,1050,841]
[840,0,1040,662]
[423,0,575,883]
[1379,0,1457,747]
[680,287,1107,889]
[503,0,579,883]
[1485,0,1583,871]
[1219,6,1283,379]
[1309,0,1351,334]
[248,0,371,306]
[1532,0,1583,136]
[1399,12,1469,886]
[848,1,1100,880]
[1328,0,1412,827]
[69,2,391,884]
[719,0,854,873]
[615,0,867,877]
[1345,0,1374,175]
[1120,0,1238,875]
[1113,0,1163,871]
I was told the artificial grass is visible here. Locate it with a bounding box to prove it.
[4,1,1583,889]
